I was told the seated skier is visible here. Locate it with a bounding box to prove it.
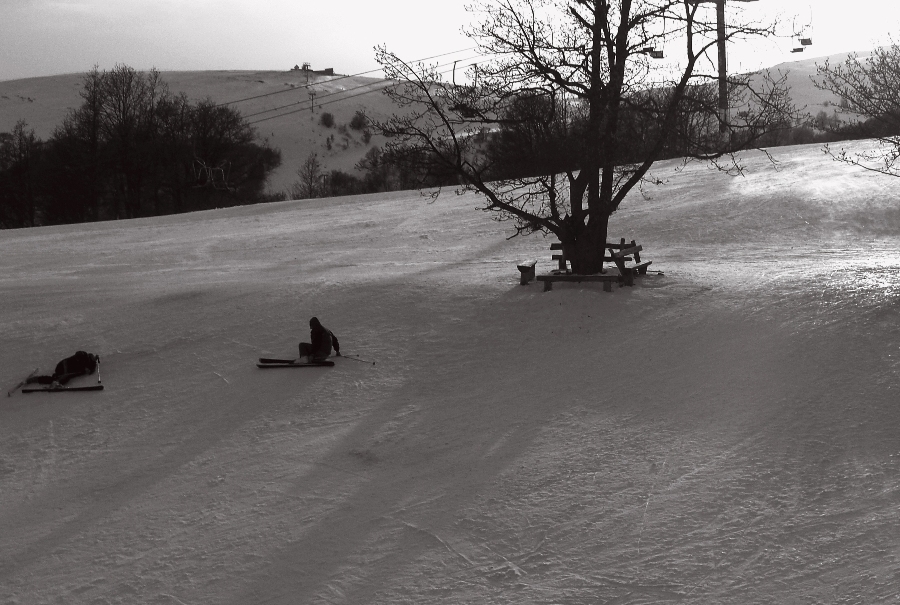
[26,351,99,386]
[298,317,340,362]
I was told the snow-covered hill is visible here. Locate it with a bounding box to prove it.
[1,141,899,604]
[0,51,872,197]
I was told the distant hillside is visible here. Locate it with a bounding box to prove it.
[0,69,399,195]
[0,52,871,195]
[764,51,871,114]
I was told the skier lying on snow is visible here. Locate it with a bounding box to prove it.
[26,351,99,386]
[298,317,340,362]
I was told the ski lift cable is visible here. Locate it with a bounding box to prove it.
[241,54,488,121]
[247,82,392,125]
[246,57,488,126]
[217,46,481,107]
[247,58,485,125]
[249,36,703,127]
[252,13,798,127]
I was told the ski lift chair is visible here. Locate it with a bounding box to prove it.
[639,47,664,59]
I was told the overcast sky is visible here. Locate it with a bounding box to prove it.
[1,1,898,82]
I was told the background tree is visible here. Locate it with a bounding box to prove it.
[375,0,796,273]
[356,146,405,192]
[349,110,368,131]
[45,67,107,223]
[94,65,164,219]
[189,99,281,208]
[486,91,584,180]
[148,91,194,215]
[319,112,335,128]
[814,42,900,176]
[290,152,323,199]
[41,119,101,225]
[0,121,42,228]
[29,65,281,225]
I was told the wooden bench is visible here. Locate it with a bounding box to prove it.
[536,273,618,292]
[550,242,569,273]
[608,240,652,287]
[538,238,651,292]
[516,259,537,285]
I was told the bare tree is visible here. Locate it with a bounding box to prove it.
[0,121,41,228]
[375,0,796,273]
[814,43,900,177]
[93,65,168,218]
[291,152,323,199]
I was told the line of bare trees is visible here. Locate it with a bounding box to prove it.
[0,65,281,229]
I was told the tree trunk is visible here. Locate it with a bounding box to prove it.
[561,213,610,275]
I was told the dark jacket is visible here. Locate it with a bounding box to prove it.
[309,318,340,359]
[54,351,98,378]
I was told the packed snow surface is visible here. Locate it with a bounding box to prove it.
[2,141,900,604]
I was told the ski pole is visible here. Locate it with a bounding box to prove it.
[7,367,38,397]
[342,354,375,366]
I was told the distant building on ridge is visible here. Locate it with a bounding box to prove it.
[291,63,334,76]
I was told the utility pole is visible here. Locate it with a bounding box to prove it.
[302,62,311,85]
[716,0,728,133]
[689,0,759,134]
[309,90,316,113]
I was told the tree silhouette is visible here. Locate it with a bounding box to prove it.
[814,44,900,177]
[375,0,796,274]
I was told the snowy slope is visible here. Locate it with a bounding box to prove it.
[2,141,900,604]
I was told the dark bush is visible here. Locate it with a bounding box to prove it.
[349,110,367,131]
[325,169,363,196]
[319,112,335,128]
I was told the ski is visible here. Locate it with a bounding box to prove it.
[7,367,39,397]
[22,384,105,393]
[258,358,299,364]
[256,360,334,368]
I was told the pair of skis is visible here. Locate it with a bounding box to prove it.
[22,384,104,393]
[257,357,335,368]
[256,354,374,368]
